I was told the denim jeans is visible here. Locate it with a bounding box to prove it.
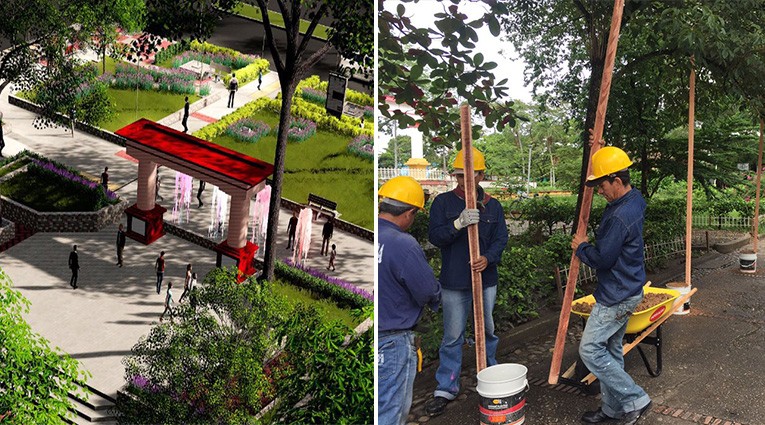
[579,293,651,418]
[378,330,417,425]
[434,286,498,400]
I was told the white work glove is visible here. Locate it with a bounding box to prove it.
[454,208,480,230]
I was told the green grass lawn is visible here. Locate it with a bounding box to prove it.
[232,4,330,40]
[272,280,359,328]
[210,110,373,228]
[0,158,32,178]
[100,88,200,133]
[0,168,106,212]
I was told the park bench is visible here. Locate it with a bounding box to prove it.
[307,193,339,220]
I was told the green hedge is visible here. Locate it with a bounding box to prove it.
[152,40,190,66]
[274,260,372,310]
[222,60,270,86]
[297,75,373,106]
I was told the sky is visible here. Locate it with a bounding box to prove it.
[377,0,532,154]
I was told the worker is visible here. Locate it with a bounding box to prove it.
[571,146,652,424]
[378,176,441,425]
[424,147,508,417]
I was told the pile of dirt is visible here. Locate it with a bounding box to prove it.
[572,292,674,315]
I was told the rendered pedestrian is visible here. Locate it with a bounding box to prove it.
[326,243,336,271]
[0,111,5,157]
[197,180,206,208]
[116,223,126,267]
[182,96,190,133]
[68,245,80,289]
[571,146,652,424]
[155,167,163,202]
[257,69,262,90]
[378,176,441,425]
[179,263,193,303]
[155,251,166,294]
[321,218,334,256]
[159,281,174,322]
[425,147,509,416]
[101,167,109,191]
[227,73,238,108]
[286,211,298,249]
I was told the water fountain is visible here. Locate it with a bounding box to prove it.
[208,185,229,239]
[291,208,313,265]
[172,172,193,224]
[250,184,271,258]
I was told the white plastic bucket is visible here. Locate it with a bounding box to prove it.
[477,363,528,425]
[666,283,691,316]
[740,251,757,273]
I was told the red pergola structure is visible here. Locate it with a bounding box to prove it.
[116,119,274,277]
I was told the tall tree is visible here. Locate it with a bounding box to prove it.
[80,0,146,73]
[144,0,372,281]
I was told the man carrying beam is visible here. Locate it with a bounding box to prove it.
[378,176,441,425]
[424,147,508,417]
[571,146,652,424]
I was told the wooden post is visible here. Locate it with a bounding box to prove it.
[548,0,625,385]
[460,104,487,373]
[685,61,695,287]
[753,117,764,252]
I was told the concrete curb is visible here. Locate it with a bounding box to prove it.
[713,232,765,253]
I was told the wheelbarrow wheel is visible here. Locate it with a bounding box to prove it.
[575,359,601,396]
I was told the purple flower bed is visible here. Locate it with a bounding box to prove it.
[287,117,317,142]
[347,135,373,161]
[226,118,271,143]
[300,87,326,104]
[284,258,373,302]
[112,63,197,94]
[31,158,118,201]
[172,50,257,70]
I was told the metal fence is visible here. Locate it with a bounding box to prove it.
[691,214,765,230]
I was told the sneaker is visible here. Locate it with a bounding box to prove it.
[425,396,450,417]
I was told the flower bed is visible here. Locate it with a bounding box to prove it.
[279,259,373,309]
[110,63,197,95]
[300,87,326,105]
[287,117,317,142]
[347,135,373,161]
[225,118,271,143]
[172,50,258,70]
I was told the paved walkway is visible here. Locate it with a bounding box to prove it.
[0,54,373,399]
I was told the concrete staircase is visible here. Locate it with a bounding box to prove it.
[63,384,118,425]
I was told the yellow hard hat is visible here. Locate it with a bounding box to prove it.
[379,176,425,209]
[452,147,486,172]
[586,146,633,183]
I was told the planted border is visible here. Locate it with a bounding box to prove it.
[226,117,271,143]
[276,259,372,309]
[347,135,373,161]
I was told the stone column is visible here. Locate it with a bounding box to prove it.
[137,160,157,211]
[226,191,250,249]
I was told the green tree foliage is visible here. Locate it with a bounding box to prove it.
[144,0,372,281]
[0,269,90,424]
[116,268,372,424]
[79,0,146,73]
[378,0,519,144]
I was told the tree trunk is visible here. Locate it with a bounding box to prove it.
[262,76,297,281]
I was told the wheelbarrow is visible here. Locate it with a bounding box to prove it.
[559,284,697,394]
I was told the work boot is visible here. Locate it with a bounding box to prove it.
[621,401,652,425]
[425,396,450,417]
[580,408,619,423]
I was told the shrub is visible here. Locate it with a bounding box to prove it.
[297,75,372,106]
[276,259,372,309]
[199,84,211,96]
[300,87,326,105]
[287,117,317,142]
[347,134,373,160]
[151,40,190,66]
[225,117,270,143]
[222,59,270,87]
[171,50,258,70]
[111,63,197,95]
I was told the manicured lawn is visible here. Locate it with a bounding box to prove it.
[272,280,360,328]
[211,109,373,229]
[99,88,200,133]
[0,168,107,212]
[232,4,330,40]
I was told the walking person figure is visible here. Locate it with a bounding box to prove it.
[227,73,238,108]
[197,180,205,208]
[101,167,109,191]
[378,176,441,425]
[155,169,163,202]
[286,211,298,249]
[68,245,80,289]
[179,264,193,303]
[159,281,174,322]
[182,96,190,133]
[572,146,653,425]
[116,224,126,267]
[326,244,336,271]
[155,251,166,294]
[257,69,262,90]
[321,218,334,256]
[424,147,508,416]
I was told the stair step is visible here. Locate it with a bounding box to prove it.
[66,396,116,423]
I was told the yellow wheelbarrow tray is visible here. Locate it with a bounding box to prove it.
[570,287,680,335]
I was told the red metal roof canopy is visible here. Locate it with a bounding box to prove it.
[116,119,273,188]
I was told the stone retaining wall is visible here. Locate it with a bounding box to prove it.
[0,219,16,246]
[163,222,217,251]
[0,196,129,233]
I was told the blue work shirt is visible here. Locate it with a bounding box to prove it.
[428,190,509,291]
[378,217,441,332]
[576,188,647,306]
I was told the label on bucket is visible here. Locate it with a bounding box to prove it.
[479,391,526,425]
[649,306,666,322]
[740,258,756,270]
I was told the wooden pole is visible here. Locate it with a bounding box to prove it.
[753,117,764,253]
[460,104,487,372]
[548,0,625,385]
[685,61,695,286]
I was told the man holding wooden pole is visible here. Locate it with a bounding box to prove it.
[424,147,508,417]
[570,146,652,424]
